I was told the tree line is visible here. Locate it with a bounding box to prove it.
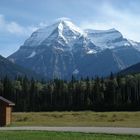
[0,73,140,112]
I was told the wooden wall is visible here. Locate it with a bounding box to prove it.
[5,107,12,125]
[0,103,12,126]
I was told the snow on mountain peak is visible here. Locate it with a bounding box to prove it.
[24,23,58,47]
[85,28,124,50]
[23,18,139,54]
[24,18,84,47]
[85,28,121,35]
[128,40,140,51]
[59,20,84,35]
[55,17,83,34]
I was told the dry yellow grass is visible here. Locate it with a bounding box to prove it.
[11,111,140,127]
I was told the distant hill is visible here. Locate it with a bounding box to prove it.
[0,55,42,79]
[119,62,140,75]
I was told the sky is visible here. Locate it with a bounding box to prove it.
[0,0,140,57]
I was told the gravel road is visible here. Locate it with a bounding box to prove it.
[0,127,140,135]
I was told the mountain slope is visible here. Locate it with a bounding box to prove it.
[8,19,140,79]
[0,55,41,79]
[119,62,140,75]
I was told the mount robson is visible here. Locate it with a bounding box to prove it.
[8,19,140,79]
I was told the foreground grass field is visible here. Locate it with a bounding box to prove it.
[0,131,140,140]
[12,111,140,127]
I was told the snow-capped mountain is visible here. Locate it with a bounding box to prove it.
[85,28,127,50]
[85,28,140,52]
[8,19,140,79]
[24,19,84,48]
[128,40,140,51]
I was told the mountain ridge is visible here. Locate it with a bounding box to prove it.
[8,18,140,79]
[119,62,140,75]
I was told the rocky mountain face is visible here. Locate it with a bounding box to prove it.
[8,19,140,79]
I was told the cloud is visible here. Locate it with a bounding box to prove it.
[7,22,25,34]
[0,14,48,36]
[0,14,49,57]
[55,17,71,22]
[80,3,140,41]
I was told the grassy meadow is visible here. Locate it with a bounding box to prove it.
[0,131,140,140]
[12,111,140,127]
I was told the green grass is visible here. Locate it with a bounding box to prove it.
[0,131,140,140]
[12,111,140,127]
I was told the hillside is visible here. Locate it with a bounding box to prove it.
[0,55,41,79]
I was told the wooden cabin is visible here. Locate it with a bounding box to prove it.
[0,96,15,126]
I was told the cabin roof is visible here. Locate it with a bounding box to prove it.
[0,96,15,106]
